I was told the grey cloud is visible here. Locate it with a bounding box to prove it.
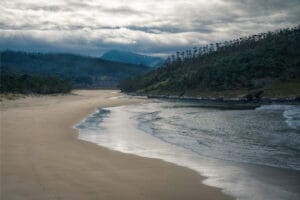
[226,0,300,19]
[0,0,299,57]
[125,25,214,34]
[15,1,144,15]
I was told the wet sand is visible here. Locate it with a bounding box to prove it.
[0,90,233,200]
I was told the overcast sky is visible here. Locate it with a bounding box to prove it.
[0,0,299,57]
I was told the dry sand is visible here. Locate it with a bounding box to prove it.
[0,90,233,200]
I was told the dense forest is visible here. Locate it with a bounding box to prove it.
[0,71,72,94]
[1,51,150,88]
[119,26,300,98]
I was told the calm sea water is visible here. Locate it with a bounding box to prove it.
[76,100,300,200]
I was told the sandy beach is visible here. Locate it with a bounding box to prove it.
[0,90,233,200]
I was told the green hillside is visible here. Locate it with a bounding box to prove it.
[119,26,300,99]
[1,51,150,88]
[0,71,72,94]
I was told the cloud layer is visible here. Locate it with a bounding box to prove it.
[0,0,299,57]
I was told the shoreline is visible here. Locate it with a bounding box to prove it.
[1,90,233,200]
[139,94,300,108]
[76,100,300,200]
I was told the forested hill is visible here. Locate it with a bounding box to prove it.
[1,51,150,88]
[119,26,300,99]
[0,72,72,94]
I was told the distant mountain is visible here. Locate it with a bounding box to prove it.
[119,26,300,99]
[0,51,151,88]
[101,50,165,68]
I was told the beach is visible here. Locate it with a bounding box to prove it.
[0,90,233,200]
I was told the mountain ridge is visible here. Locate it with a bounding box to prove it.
[101,50,164,68]
[1,50,151,88]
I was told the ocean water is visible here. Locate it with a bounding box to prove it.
[76,100,300,200]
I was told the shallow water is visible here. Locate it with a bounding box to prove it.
[76,101,300,200]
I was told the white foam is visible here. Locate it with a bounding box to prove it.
[257,104,300,130]
[283,108,300,129]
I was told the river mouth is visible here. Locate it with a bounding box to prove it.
[76,100,300,200]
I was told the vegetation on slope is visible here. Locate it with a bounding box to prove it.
[1,51,150,88]
[0,71,72,94]
[119,26,300,98]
